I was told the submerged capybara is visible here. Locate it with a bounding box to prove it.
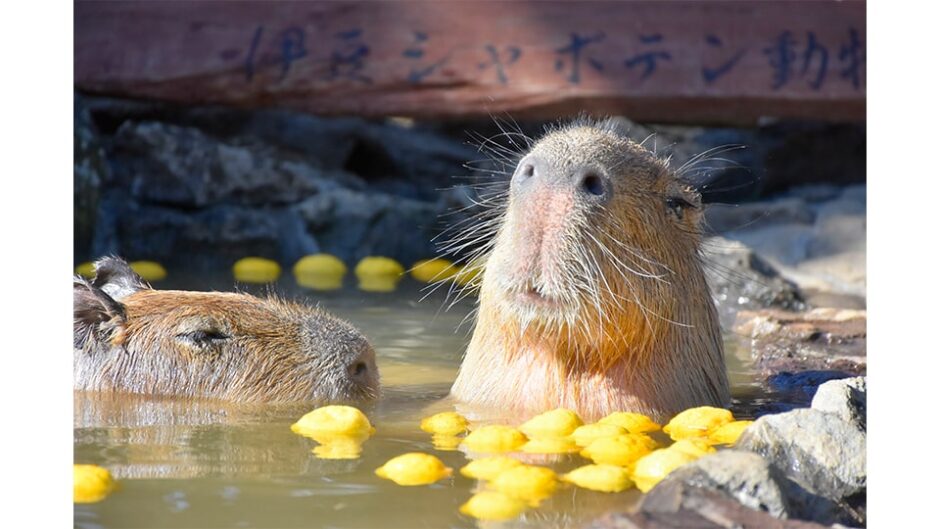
[451,118,730,421]
[74,257,379,403]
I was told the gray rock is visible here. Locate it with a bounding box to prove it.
[241,110,480,202]
[811,377,866,430]
[93,200,319,272]
[643,451,793,518]
[814,191,866,221]
[642,451,857,526]
[806,194,865,260]
[799,290,866,312]
[590,488,833,529]
[733,308,867,376]
[784,184,843,204]
[839,184,866,203]
[83,100,480,200]
[737,408,866,502]
[723,223,816,268]
[704,198,816,234]
[80,102,485,271]
[718,187,865,299]
[74,94,107,260]
[110,121,359,207]
[295,188,443,265]
[701,237,805,326]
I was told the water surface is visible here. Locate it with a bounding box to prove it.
[75,277,768,529]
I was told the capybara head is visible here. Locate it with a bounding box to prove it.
[486,119,706,336]
[74,257,379,403]
[451,118,728,420]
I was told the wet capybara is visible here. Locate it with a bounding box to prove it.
[451,118,729,421]
[74,257,379,403]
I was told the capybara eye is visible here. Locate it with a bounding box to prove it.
[176,329,230,348]
[665,196,694,219]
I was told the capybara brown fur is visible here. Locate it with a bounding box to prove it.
[450,118,729,421]
[74,257,379,403]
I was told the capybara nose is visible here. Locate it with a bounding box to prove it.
[512,156,610,202]
[573,167,610,201]
[512,157,539,188]
[346,344,378,386]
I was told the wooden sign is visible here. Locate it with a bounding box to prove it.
[74,1,866,124]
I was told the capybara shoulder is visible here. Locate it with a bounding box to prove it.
[451,118,729,421]
[74,257,379,403]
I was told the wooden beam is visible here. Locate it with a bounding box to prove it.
[74,1,866,124]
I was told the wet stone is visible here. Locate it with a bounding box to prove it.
[641,450,858,526]
[642,451,792,519]
[810,376,866,431]
[736,408,866,504]
[587,488,832,529]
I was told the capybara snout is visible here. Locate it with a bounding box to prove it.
[74,257,379,403]
[511,154,613,204]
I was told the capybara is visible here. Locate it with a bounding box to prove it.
[451,118,729,421]
[74,257,379,403]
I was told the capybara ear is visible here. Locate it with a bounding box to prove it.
[92,256,150,301]
[74,277,127,350]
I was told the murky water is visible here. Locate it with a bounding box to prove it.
[74,277,768,529]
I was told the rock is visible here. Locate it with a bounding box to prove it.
[720,186,865,298]
[238,110,480,202]
[704,198,816,234]
[233,110,363,170]
[737,409,866,503]
[294,188,443,265]
[642,451,855,526]
[811,377,866,430]
[109,121,356,207]
[643,451,793,519]
[798,290,866,312]
[783,184,843,204]
[804,196,865,264]
[701,237,805,326]
[92,200,318,272]
[733,308,866,376]
[85,111,475,270]
[84,101,481,202]
[74,94,107,261]
[588,488,832,529]
[840,184,866,203]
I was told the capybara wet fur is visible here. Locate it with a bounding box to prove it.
[74,257,379,403]
[450,117,730,421]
